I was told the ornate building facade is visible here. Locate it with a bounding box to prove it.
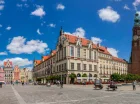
[13,65,20,82]
[0,67,5,83]
[129,12,140,74]
[20,68,33,83]
[33,28,128,84]
[3,60,13,83]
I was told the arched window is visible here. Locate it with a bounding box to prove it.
[77,73,81,77]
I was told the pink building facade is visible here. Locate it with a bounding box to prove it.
[0,67,5,83]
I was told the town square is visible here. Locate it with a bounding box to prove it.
[1,84,140,104]
[1,0,140,104]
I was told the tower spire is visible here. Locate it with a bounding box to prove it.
[60,26,63,36]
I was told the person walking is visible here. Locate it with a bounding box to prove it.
[132,80,136,90]
[60,81,63,88]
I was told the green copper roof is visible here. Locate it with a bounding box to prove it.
[134,12,140,26]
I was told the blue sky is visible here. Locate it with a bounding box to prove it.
[0,0,139,69]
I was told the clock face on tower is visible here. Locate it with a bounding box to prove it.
[133,35,138,40]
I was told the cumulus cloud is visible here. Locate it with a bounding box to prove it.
[6,26,12,30]
[124,4,130,10]
[0,5,4,10]
[133,0,140,6]
[0,52,8,55]
[91,37,102,44]
[48,23,56,28]
[107,48,119,57]
[7,36,49,54]
[37,28,43,35]
[98,6,120,23]
[31,6,45,17]
[0,0,5,4]
[65,27,85,38]
[57,4,65,10]
[0,57,32,67]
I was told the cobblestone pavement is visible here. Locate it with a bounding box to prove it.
[1,84,140,104]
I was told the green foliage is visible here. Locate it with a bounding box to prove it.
[82,73,87,77]
[111,73,121,81]
[111,73,140,81]
[69,73,76,79]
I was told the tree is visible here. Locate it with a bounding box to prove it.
[111,73,121,81]
[69,73,76,79]
[82,73,87,77]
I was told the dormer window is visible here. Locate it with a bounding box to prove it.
[88,43,92,49]
[76,38,81,47]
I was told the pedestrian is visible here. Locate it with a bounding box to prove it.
[132,80,136,90]
[60,81,63,88]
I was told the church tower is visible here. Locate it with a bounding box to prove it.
[129,12,140,74]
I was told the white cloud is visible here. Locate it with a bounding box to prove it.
[0,24,2,27]
[17,4,23,7]
[73,27,85,38]
[107,48,119,57]
[57,4,65,10]
[133,0,140,8]
[0,57,32,67]
[91,37,102,44]
[65,27,85,38]
[31,6,45,17]
[98,6,120,23]
[0,5,4,10]
[17,3,29,8]
[37,28,43,35]
[48,23,56,28]
[0,52,7,55]
[124,4,130,10]
[6,26,12,30]
[7,36,49,54]
[0,0,5,4]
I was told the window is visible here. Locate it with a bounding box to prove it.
[94,65,97,71]
[70,46,74,56]
[94,51,96,60]
[71,63,74,70]
[83,64,86,70]
[89,50,92,59]
[77,63,81,70]
[83,49,86,59]
[64,63,67,70]
[89,64,92,71]
[64,47,66,57]
[62,64,63,70]
[77,47,80,57]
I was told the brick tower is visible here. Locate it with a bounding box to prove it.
[128,12,140,74]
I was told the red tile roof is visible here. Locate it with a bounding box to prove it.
[98,46,111,55]
[35,60,41,65]
[112,56,126,63]
[64,34,97,48]
[4,60,12,67]
[42,56,50,61]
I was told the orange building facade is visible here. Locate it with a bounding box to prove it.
[13,65,20,82]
